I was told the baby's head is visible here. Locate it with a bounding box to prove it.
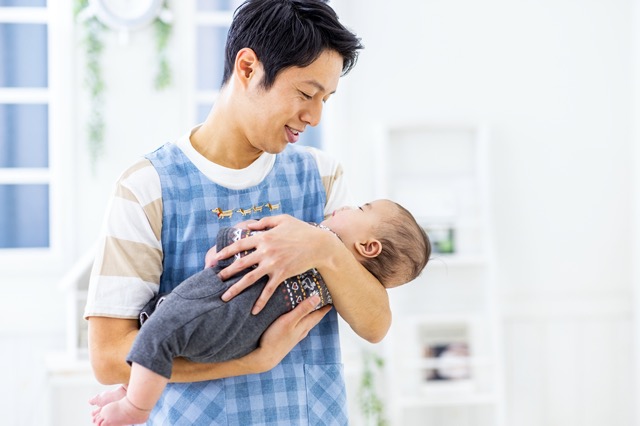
[322,199,431,288]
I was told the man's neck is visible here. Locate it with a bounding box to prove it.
[191,107,263,170]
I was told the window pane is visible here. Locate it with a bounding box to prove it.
[0,104,48,167]
[0,23,48,88]
[0,0,45,5]
[197,0,244,12]
[0,184,49,248]
[197,25,228,91]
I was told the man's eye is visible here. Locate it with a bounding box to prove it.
[358,206,364,211]
[300,91,312,100]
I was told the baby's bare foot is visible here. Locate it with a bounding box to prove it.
[92,397,151,426]
[89,385,127,407]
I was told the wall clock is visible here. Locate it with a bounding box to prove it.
[90,0,164,31]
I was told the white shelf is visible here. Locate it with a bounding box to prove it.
[426,254,488,268]
[377,122,504,426]
[399,393,498,408]
[404,356,493,370]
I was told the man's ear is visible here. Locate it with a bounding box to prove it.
[234,48,259,87]
[356,239,382,259]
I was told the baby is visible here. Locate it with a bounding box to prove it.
[90,199,431,426]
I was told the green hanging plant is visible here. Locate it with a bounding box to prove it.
[74,0,173,169]
[74,0,106,168]
[358,350,389,426]
[153,15,173,90]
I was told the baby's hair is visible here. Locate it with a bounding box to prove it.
[362,202,431,288]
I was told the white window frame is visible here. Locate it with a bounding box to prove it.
[0,1,74,274]
[185,2,234,125]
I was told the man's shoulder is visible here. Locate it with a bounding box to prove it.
[118,158,155,180]
[115,158,162,206]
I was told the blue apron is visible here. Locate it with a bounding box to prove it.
[144,142,347,425]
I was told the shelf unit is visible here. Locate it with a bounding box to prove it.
[59,247,94,361]
[374,122,504,426]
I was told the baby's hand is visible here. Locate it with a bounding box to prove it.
[204,245,219,269]
[203,221,258,269]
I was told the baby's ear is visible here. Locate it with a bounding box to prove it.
[356,239,382,259]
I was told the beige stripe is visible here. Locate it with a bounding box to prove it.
[115,182,139,203]
[321,164,344,200]
[114,160,153,203]
[100,236,163,283]
[143,198,163,241]
[120,159,152,180]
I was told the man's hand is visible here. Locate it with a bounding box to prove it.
[215,215,335,314]
[243,295,331,372]
[214,213,391,342]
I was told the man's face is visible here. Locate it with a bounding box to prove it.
[242,49,343,154]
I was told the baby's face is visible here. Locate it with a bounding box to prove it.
[322,199,396,256]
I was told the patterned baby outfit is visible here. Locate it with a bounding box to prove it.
[128,225,334,379]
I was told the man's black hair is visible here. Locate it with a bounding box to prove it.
[221,0,363,89]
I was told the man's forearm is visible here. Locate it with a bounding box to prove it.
[88,317,139,385]
[89,296,328,386]
[89,317,263,385]
[171,354,263,383]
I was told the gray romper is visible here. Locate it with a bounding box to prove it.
[126,226,333,379]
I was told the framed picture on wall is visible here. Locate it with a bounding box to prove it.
[423,341,470,381]
[418,319,475,394]
[424,224,456,254]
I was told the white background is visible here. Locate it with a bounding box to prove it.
[0,0,638,425]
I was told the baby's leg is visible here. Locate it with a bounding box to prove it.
[91,363,169,425]
[88,384,127,407]
[127,362,170,410]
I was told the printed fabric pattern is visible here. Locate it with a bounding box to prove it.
[222,227,334,312]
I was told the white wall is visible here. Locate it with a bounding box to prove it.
[72,5,193,253]
[2,0,638,424]
[634,0,640,423]
[337,0,632,301]
[337,0,635,424]
[0,4,193,424]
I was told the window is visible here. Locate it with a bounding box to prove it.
[0,1,72,261]
[191,0,323,148]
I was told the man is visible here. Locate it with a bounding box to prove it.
[85,1,391,424]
